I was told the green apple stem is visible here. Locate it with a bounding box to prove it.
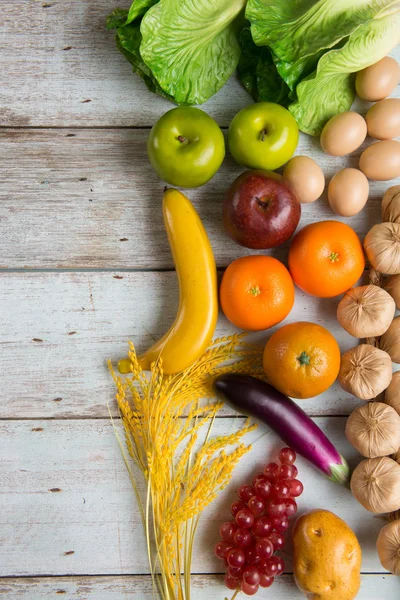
[177,135,187,144]
[259,128,267,142]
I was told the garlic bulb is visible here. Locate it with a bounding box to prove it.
[385,371,400,416]
[380,316,400,363]
[337,285,395,338]
[345,402,400,458]
[395,448,400,464]
[382,185,400,224]
[339,344,392,400]
[364,223,400,275]
[384,274,400,309]
[377,520,400,575]
[350,457,400,513]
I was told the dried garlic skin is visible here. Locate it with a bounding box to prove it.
[337,285,395,338]
[364,222,400,275]
[350,457,400,513]
[385,371,400,416]
[338,344,392,400]
[384,274,400,309]
[382,185,400,224]
[377,520,400,575]
[380,316,400,363]
[395,448,400,464]
[345,402,400,458]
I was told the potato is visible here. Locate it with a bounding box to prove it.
[293,509,361,600]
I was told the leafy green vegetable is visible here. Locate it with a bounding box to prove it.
[237,28,290,104]
[140,0,247,105]
[106,8,130,29]
[289,10,400,135]
[246,0,400,90]
[126,0,159,24]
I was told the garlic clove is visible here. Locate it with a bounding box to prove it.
[337,285,395,338]
[384,274,400,310]
[385,370,400,416]
[345,402,400,458]
[380,316,400,364]
[382,185,400,224]
[339,344,392,400]
[364,222,400,275]
[350,457,400,513]
[376,520,400,575]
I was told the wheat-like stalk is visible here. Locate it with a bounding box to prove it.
[109,334,264,600]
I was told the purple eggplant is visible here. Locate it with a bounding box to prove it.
[213,373,350,487]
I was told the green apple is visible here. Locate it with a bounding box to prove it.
[148,107,225,188]
[228,103,299,171]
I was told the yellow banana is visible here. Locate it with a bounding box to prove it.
[118,188,218,375]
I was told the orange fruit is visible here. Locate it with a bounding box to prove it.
[220,255,294,331]
[263,321,341,399]
[288,220,365,298]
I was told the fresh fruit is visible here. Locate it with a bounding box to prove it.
[228,103,299,171]
[288,220,365,298]
[293,510,362,600]
[118,188,218,375]
[223,170,301,249]
[220,256,295,331]
[263,321,341,399]
[216,447,303,596]
[147,106,225,188]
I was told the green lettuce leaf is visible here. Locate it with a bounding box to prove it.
[237,28,290,104]
[140,0,247,105]
[246,0,400,90]
[289,10,400,135]
[106,8,130,29]
[126,0,159,24]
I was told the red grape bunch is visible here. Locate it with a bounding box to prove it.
[214,447,304,597]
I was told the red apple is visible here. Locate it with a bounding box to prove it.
[223,170,301,249]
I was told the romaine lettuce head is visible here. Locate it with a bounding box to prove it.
[140,0,247,105]
[289,9,400,135]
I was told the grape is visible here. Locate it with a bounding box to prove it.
[252,515,272,538]
[273,480,291,499]
[219,521,237,543]
[285,498,298,517]
[255,538,274,560]
[214,541,233,559]
[268,531,285,550]
[238,485,256,503]
[228,565,244,579]
[263,555,285,577]
[259,574,274,588]
[233,528,253,549]
[227,548,246,568]
[243,565,260,586]
[224,573,240,591]
[248,495,266,516]
[268,500,286,518]
[278,464,298,480]
[264,462,280,483]
[231,500,247,517]
[254,476,272,499]
[244,545,261,565]
[288,478,304,497]
[236,509,255,529]
[241,581,259,596]
[252,472,266,486]
[271,515,289,533]
[279,447,296,465]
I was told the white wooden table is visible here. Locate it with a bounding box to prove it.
[0,2,399,598]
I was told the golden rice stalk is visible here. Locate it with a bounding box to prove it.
[109,334,264,600]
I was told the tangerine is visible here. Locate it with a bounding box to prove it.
[263,321,341,399]
[220,256,294,331]
[288,220,365,298]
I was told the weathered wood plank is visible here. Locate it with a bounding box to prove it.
[0,419,389,576]
[0,574,398,599]
[0,129,398,269]
[0,271,368,419]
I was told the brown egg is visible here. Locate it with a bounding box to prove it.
[366,98,400,140]
[356,57,400,101]
[320,112,367,156]
[359,140,400,181]
[328,169,369,217]
[283,156,325,203]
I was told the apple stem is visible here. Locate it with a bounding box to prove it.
[260,128,267,142]
[177,135,187,144]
